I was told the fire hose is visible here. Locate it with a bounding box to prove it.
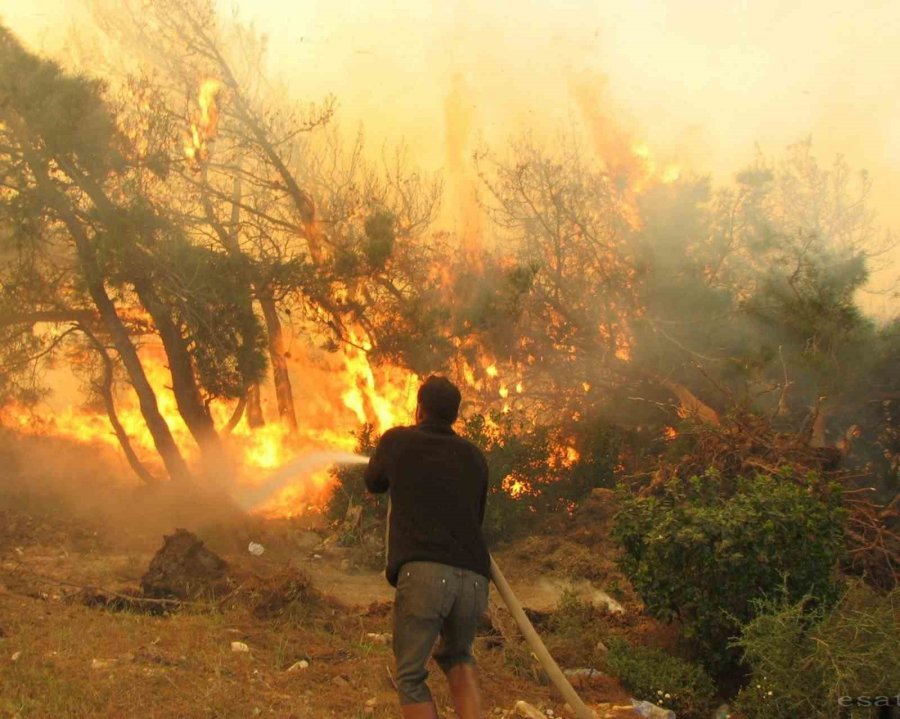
[489,556,594,719]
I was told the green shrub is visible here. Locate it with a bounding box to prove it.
[325,424,387,528]
[463,411,549,542]
[543,589,607,667]
[613,470,846,676]
[604,638,718,719]
[733,582,900,719]
[464,411,631,543]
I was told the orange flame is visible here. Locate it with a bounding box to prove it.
[184,79,223,164]
[0,330,418,518]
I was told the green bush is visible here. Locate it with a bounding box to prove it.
[325,426,388,570]
[463,412,550,542]
[604,638,718,719]
[733,582,900,719]
[325,424,387,528]
[613,470,846,676]
[464,411,631,543]
[543,589,608,668]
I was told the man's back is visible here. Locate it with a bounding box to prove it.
[364,419,490,586]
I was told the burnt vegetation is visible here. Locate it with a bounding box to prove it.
[0,1,898,716]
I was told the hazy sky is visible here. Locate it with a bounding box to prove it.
[2,0,898,310]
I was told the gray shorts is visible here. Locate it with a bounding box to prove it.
[392,561,490,705]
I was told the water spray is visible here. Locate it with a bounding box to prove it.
[252,451,594,718]
[236,450,369,509]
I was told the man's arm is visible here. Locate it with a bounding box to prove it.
[363,429,395,494]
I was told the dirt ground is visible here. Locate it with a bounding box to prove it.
[0,439,657,719]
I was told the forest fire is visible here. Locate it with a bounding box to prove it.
[0,0,894,559]
[1,5,899,716]
[184,78,223,163]
[0,337,415,516]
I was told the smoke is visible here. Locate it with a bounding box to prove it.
[0,430,245,549]
[0,0,897,522]
[2,0,897,306]
[235,450,369,510]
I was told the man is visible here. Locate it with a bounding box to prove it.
[364,375,490,719]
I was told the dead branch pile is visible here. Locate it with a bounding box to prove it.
[238,568,322,620]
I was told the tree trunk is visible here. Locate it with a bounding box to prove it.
[90,284,193,482]
[74,242,191,480]
[87,331,159,484]
[246,383,265,428]
[12,112,192,483]
[131,278,224,457]
[222,394,247,436]
[810,401,829,448]
[654,374,720,425]
[259,290,298,434]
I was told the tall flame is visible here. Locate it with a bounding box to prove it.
[184,79,223,164]
[0,332,417,518]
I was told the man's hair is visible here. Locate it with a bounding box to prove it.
[417,375,462,424]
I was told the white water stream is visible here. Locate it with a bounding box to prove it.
[236,450,370,510]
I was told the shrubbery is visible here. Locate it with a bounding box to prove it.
[604,638,718,719]
[326,412,633,546]
[613,470,846,675]
[542,589,608,668]
[733,582,900,719]
[325,424,385,527]
[465,411,631,542]
[325,425,387,568]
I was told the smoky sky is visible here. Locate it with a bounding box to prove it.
[2,0,898,313]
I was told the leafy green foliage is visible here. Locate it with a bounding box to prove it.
[158,241,267,401]
[322,426,388,569]
[733,583,900,719]
[0,26,122,176]
[542,589,608,668]
[613,471,846,675]
[363,211,396,268]
[463,411,631,543]
[604,638,718,719]
[463,412,554,542]
[325,425,386,526]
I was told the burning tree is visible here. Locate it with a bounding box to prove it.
[0,26,193,481]
[0,1,895,529]
[0,26,268,482]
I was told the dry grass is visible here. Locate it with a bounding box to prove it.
[0,447,636,718]
[0,581,582,718]
[0,532,623,719]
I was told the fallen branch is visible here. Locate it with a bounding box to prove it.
[2,566,219,611]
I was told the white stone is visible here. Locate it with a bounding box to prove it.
[514,700,546,719]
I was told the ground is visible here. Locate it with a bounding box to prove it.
[0,437,661,719]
